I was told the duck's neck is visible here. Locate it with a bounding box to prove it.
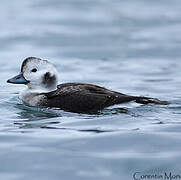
[19,86,57,106]
[24,85,57,94]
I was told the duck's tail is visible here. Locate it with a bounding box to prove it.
[133,96,169,105]
[114,93,169,105]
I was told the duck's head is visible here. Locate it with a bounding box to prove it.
[7,57,58,92]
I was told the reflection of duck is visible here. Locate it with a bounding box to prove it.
[7,57,168,113]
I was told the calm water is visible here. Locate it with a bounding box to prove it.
[1,0,181,179]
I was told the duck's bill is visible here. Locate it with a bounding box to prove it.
[7,73,29,84]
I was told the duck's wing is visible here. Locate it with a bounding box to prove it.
[43,83,168,113]
[43,83,130,112]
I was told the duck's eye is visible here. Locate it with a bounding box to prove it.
[31,68,37,72]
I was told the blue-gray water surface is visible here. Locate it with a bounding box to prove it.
[1,0,181,180]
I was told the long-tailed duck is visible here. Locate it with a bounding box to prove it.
[7,57,168,113]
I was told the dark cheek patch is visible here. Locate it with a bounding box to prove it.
[42,72,56,88]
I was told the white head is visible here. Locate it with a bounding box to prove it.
[7,57,58,92]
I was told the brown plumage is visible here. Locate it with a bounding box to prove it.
[41,83,169,113]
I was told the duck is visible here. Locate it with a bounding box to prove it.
[7,57,169,113]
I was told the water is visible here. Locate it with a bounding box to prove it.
[1,0,181,179]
